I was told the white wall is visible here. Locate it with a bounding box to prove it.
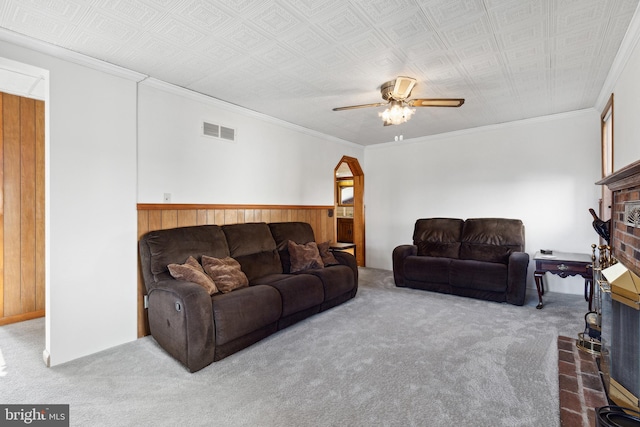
[611,30,640,170]
[364,110,602,294]
[137,79,364,205]
[0,40,139,366]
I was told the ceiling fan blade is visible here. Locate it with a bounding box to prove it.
[408,98,465,107]
[332,102,388,111]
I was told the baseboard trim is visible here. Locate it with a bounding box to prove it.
[0,310,45,326]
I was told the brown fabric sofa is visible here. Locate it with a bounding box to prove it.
[393,218,528,305]
[139,221,358,372]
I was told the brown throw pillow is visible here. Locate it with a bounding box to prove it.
[288,240,324,273]
[201,255,249,293]
[167,256,218,295]
[317,241,339,266]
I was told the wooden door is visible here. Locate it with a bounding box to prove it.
[0,91,45,326]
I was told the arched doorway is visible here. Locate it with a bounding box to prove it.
[334,156,365,266]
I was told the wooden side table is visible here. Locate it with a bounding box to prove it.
[330,242,356,258]
[533,251,593,309]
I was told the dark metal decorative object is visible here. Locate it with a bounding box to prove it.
[589,208,611,244]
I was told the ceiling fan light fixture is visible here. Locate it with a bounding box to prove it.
[379,101,415,126]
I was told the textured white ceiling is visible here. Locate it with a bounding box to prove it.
[0,0,638,146]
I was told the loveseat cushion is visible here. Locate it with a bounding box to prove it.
[459,218,524,264]
[211,285,282,346]
[222,223,282,281]
[413,218,464,258]
[144,225,230,277]
[404,256,452,284]
[449,259,508,292]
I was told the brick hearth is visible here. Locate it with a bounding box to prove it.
[558,336,608,426]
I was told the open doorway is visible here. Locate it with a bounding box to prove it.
[0,56,49,365]
[334,156,365,266]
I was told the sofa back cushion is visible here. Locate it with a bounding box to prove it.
[459,218,525,264]
[413,218,464,258]
[222,223,282,281]
[143,225,230,278]
[269,222,316,273]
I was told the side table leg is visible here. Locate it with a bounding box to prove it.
[534,271,544,309]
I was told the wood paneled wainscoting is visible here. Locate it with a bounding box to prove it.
[136,204,336,337]
[0,92,46,326]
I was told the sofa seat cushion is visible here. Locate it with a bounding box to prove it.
[449,259,507,292]
[404,256,452,284]
[255,274,324,317]
[211,285,282,346]
[304,265,355,301]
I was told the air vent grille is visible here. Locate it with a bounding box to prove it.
[202,121,236,142]
[220,126,235,141]
[203,122,219,138]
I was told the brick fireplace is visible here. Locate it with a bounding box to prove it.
[600,161,640,274]
[597,158,640,412]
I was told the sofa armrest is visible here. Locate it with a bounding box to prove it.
[393,244,418,287]
[147,279,216,372]
[506,251,529,306]
[332,250,358,284]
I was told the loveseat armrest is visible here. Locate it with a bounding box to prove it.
[393,244,418,287]
[147,279,216,372]
[506,251,530,306]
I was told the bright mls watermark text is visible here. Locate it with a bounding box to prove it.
[1,405,69,426]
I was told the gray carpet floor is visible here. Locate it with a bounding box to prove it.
[0,267,586,426]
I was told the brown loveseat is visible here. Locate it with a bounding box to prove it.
[392,218,528,305]
[139,222,358,372]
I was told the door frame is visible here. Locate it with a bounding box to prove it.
[334,156,365,266]
[600,93,614,222]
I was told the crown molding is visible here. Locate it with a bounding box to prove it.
[595,4,640,111]
[139,78,361,149]
[0,28,361,148]
[0,27,361,149]
[366,108,597,150]
[0,28,147,82]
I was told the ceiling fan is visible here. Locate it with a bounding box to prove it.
[332,76,464,126]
